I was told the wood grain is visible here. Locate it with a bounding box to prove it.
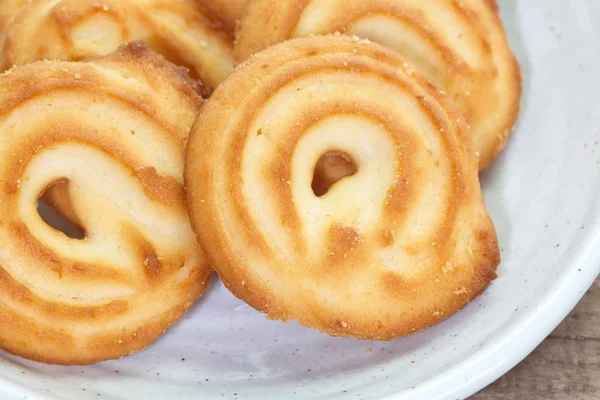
[472,278,599,400]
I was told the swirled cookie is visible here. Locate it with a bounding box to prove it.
[0,0,234,94]
[235,0,521,169]
[186,36,500,340]
[0,42,211,365]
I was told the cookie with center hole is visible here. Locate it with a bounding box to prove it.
[0,42,212,365]
[185,36,500,340]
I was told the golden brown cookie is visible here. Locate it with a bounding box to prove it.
[195,0,249,33]
[235,0,521,169]
[0,0,234,94]
[186,36,500,340]
[0,42,212,365]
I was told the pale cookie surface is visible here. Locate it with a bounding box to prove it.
[186,36,500,340]
[0,0,234,94]
[0,42,211,365]
[235,0,521,169]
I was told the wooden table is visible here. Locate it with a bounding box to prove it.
[472,278,599,400]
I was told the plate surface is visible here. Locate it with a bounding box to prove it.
[1,1,599,399]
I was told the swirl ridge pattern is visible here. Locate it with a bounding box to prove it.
[0,42,211,365]
[0,0,234,93]
[235,0,521,169]
[186,36,500,340]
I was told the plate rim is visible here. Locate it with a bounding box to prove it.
[380,228,600,400]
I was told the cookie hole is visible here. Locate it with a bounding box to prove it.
[38,181,86,240]
[312,152,357,197]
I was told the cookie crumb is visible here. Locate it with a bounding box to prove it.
[454,287,468,295]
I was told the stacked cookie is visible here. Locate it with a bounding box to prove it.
[0,0,520,365]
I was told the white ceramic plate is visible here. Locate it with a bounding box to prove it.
[2,1,599,399]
